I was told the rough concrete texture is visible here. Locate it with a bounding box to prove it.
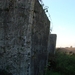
[48,34,57,55]
[0,0,50,75]
[31,0,50,75]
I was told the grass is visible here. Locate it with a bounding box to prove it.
[45,49,75,75]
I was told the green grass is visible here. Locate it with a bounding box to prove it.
[45,71,62,75]
[45,49,75,75]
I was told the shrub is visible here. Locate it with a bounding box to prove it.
[47,50,75,75]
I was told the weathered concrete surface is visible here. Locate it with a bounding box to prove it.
[31,0,50,75]
[48,34,57,55]
[0,0,35,75]
[0,0,50,75]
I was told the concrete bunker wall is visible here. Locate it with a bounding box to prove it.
[31,0,50,75]
[0,0,50,75]
[48,34,57,55]
[0,0,34,75]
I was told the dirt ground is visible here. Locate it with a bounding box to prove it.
[56,47,75,53]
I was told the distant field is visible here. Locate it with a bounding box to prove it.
[56,48,75,53]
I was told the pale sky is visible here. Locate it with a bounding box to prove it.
[43,0,75,47]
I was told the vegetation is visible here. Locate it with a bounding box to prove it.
[45,49,75,75]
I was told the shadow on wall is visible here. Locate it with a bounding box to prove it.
[0,69,12,75]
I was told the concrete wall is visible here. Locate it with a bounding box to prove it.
[48,34,57,55]
[0,0,50,75]
[31,0,50,75]
[0,0,34,75]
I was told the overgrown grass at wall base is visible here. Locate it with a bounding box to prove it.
[45,70,63,75]
[46,49,75,75]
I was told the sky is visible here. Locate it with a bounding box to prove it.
[42,0,75,47]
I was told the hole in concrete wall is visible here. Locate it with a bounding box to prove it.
[27,69,29,72]
[0,69,12,75]
[26,59,29,62]
[28,52,30,55]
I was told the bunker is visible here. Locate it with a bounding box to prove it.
[0,0,50,75]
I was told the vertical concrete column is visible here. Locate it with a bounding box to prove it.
[0,0,35,75]
[48,34,57,55]
[31,0,50,75]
